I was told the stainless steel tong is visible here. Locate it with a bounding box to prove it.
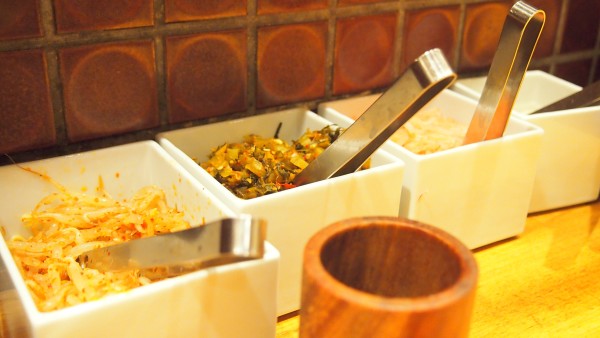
[77,215,266,277]
[293,48,457,186]
[531,79,600,114]
[463,1,545,144]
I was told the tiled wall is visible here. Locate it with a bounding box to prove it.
[1,0,599,164]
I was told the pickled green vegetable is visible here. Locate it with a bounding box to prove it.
[200,125,364,199]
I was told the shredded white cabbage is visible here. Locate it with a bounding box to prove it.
[392,109,466,154]
[6,169,190,312]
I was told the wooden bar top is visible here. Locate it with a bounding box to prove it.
[276,197,600,337]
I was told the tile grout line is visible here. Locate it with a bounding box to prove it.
[549,0,570,75]
[392,0,405,77]
[153,0,169,126]
[39,0,68,146]
[247,0,258,116]
[589,15,600,84]
[454,1,466,74]
[324,0,337,99]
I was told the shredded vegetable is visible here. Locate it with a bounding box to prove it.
[6,169,190,312]
[200,125,370,199]
[391,109,466,154]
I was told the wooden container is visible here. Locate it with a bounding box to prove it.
[300,216,478,338]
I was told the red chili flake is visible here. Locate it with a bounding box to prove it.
[280,183,296,190]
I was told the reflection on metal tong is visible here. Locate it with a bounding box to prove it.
[78,215,266,278]
[293,48,457,186]
[463,1,545,144]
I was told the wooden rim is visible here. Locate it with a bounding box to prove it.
[303,216,478,312]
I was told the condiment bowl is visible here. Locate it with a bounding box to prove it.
[320,89,544,249]
[452,70,600,212]
[0,141,279,338]
[157,108,405,314]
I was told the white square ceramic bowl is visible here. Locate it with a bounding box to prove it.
[452,70,600,212]
[0,141,279,338]
[320,89,544,249]
[157,108,405,315]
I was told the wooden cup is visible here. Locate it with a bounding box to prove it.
[299,216,478,338]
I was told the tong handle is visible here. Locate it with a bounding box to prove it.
[531,79,600,114]
[463,1,545,144]
[293,48,456,186]
[78,215,266,276]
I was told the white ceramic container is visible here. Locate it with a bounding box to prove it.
[452,70,600,212]
[0,141,279,338]
[319,89,544,249]
[157,108,405,315]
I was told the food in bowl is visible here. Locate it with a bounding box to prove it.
[392,109,466,154]
[200,125,370,199]
[5,168,192,312]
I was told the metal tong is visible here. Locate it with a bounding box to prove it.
[463,1,545,144]
[531,79,600,114]
[293,48,457,186]
[77,215,266,277]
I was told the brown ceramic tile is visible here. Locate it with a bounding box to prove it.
[0,0,42,40]
[258,0,327,15]
[166,30,247,123]
[561,0,600,53]
[257,22,327,108]
[60,41,159,142]
[526,0,560,59]
[54,0,153,33]
[554,59,593,87]
[0,50,55,154]
[165,0,246,23]
[459,1,512,72]
[402,6,459,72]
[333,14,396,95]
[338,0,394,6]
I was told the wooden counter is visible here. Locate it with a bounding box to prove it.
[276,197,600,337]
